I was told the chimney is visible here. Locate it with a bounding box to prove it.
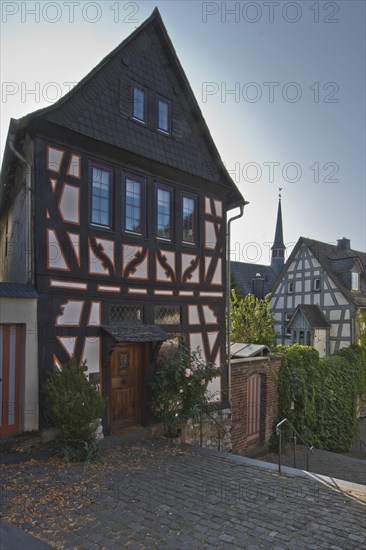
[252,273,264,299]
[337,237,351,250]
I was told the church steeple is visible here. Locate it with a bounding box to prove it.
[271,189,286,274]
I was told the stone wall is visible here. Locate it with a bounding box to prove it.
[231,355,281,455]
[182,409,232,452]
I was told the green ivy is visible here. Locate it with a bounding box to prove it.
[270,344,366,452]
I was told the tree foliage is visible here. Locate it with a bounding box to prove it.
[230,288,275,346]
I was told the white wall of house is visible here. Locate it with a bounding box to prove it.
[0,297,38,432]
[271,242,353,353]
[313,328,328,357]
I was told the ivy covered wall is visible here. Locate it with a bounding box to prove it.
[271,344,366,452]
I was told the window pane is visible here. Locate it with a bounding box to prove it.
[91,167,110,226]
[157,188,171,239]
[182,196,195,242]
[158,99,169,132]
[110,305,143,323]
[125,178,141,233]
[155,306,181,325]
[352,272,359,290]
[133,87,145,121]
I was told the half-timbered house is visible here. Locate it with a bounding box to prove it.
[271,237,366,355]
[0,9,245,434]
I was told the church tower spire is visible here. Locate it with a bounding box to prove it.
[271,189,286,274]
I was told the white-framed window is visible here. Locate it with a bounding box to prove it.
[352,272,359,290]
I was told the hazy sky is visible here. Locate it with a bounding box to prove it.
[1,0,365,260]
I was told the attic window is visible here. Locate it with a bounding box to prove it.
[313,278,320,292]
[157,97,170,134]
[288,281,294,294]
[352,272,359,291]
[132,86,146,123]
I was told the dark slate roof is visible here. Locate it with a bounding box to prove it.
[273,237,366,307]
[288,305,331,329]
[0,282,38,298]
[231,262,277,297]
[1,8,244,211]
[102,323,169,343]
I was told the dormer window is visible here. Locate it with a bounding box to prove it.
[132,86,146,123]
[352,272,359,290]
[157,97,170,134]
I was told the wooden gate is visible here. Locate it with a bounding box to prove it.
[0,325,22,436]
[247,374,261,445]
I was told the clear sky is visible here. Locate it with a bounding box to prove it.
[1,1,365,259]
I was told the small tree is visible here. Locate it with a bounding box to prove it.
[230,289,275,346]
[151,346,219,437]
[44,357,104,441]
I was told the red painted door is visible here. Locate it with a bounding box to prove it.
[247,374,261,445]
[0,325,22,436]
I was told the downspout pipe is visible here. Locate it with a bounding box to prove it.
[226,201,248,407]
[8,124,33,284]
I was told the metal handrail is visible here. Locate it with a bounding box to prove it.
[353,434,366,454]
[276,418,314,474]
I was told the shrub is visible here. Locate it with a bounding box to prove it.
[43,357,105,442]
[151,346,219,438]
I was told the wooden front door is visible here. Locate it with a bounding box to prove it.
[0,325,22,437]
[110,344,141,427]
[247,374,261,445]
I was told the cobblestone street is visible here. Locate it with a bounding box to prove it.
[0,435,365,549]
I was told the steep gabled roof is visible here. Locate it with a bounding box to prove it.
[272,237,366,307]
[1,8,244,211]
[287,305,330,329]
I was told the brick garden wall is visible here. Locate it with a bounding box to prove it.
[231,355,281,455]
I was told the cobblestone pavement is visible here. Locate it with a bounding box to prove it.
[256,444,366,486]
[0,435,365,549]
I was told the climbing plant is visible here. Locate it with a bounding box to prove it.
[270,345,319,448]
[271,344,366,452]
[356,309,366,349]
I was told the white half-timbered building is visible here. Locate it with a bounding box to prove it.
[271,237,366,355]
